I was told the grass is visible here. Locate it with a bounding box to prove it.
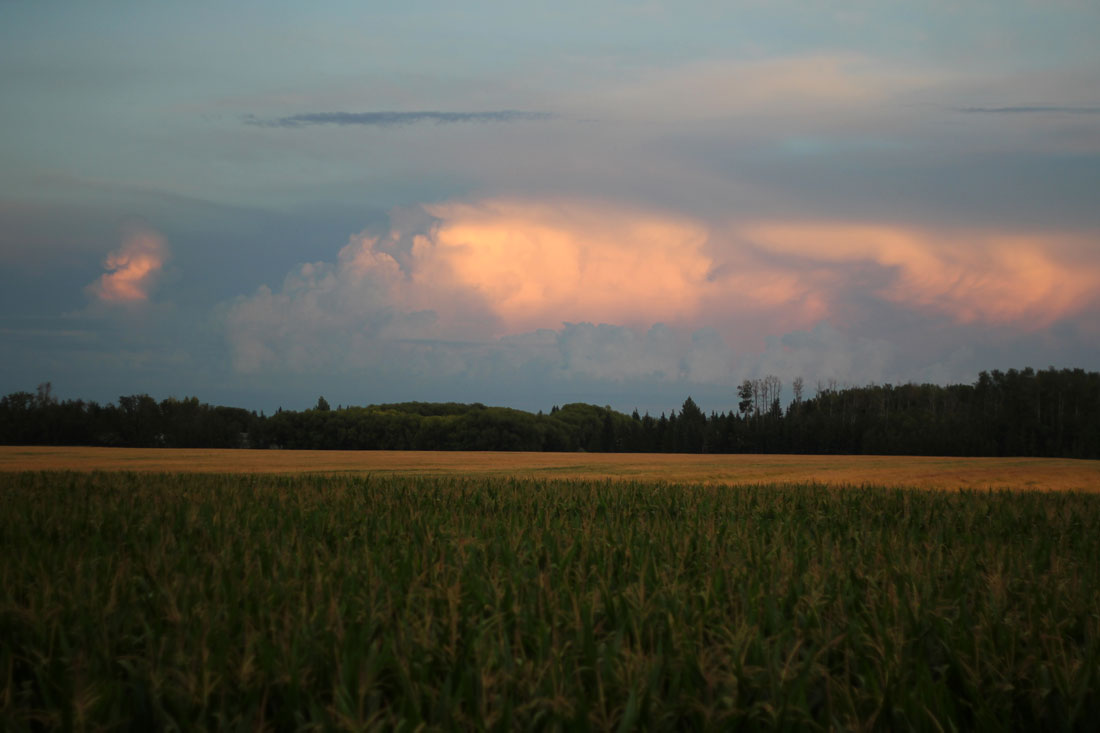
[2,471,1100,730]
[3,446,1100,491]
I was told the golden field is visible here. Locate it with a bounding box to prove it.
[1,446,1097,491]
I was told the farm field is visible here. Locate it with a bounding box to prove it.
[3,471,1100,729]
[2,445,1099,491]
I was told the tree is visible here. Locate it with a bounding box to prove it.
[680,396,704,423]
[600,412,617,452]
[737,380,754,416]
[677,396,706,452]
[35,382,55,407]
[763,375,782,420]
[315,396,331,412]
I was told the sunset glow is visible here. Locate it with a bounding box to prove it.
[423,200,712,332]
[742,223,1100,327]
[323,201,1100,343]
[3,1,1098,409]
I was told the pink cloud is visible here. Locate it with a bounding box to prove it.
[740,222,1100,328]
[419,199,712,333]
[335,199,1100,337]
[88,229,169,303]
[225,197,1100,374]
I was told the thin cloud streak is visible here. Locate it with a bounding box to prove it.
[243,110,555,128]
[956,105,1100,114]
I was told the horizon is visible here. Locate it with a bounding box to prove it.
[7,364,1083,420]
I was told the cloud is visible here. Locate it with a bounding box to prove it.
[419,199,714,333]
[742,321,1005,397]
[86,229,169,303]
[243,110,554,128]
[956,105,1100,114]
[222,198,739,379]
[740,222,1100,328]
[751,323,900,389]
[223,196,1100,387]
[554,322,732,382]
[223,254,443,373]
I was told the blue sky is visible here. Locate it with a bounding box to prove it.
[2,1,1099,414]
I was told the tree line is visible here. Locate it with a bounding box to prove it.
[2,367,1098,458]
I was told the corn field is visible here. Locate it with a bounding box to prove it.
[2,472,1099,730]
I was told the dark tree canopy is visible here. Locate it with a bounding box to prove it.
[2,367,1098,457]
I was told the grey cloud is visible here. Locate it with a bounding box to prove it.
[744,318,1088,398]
[956,105,1100,114]
[243,110,554,128]
[751,323,900,389]
[555,323,734,383]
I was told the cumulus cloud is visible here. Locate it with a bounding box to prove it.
[244,110,554,128]
[223,196,1100,389]
[223,253,448,373]
[420,199,714,332]
[87,229,169,303]
[224,197,727,372]
[222,198,744,382]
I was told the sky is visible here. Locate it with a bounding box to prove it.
[2,1,1099,415]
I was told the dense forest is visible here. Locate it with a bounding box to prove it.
[2,367,1098,458]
